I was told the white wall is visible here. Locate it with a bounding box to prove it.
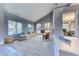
[0,4,5,42]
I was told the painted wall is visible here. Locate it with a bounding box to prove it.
[75,10,79,38]
[34,12,53,33]
[0,4,5,42]
[4,11,34,37]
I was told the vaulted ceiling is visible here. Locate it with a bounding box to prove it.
[4,3,79,22]
[5,3,54,22]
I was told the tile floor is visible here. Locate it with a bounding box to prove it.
[0,44,23,56]
[0,35,78,56]
[8,35,54,56]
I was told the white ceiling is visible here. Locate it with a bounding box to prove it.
[5,3,77,22]
[5,3,54,22]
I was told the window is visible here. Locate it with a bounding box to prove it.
[8,20,22,35]
[16,22,22,33]
[28,24,33,33]
[36,24,41,33]
[8,20,16,35]
[44,22,50,32]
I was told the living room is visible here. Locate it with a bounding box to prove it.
[0,3,79,56]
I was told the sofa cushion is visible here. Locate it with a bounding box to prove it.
[13,33,21,38]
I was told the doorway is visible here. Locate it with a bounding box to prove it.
[62,11,76,37]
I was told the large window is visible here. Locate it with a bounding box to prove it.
[28,24,33,33]
[36,23,50,33]
[8,20,22,35]
[8,20,16,35]
[36,24,41,33]
[16,22,22,33]
[44,22,50,32]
